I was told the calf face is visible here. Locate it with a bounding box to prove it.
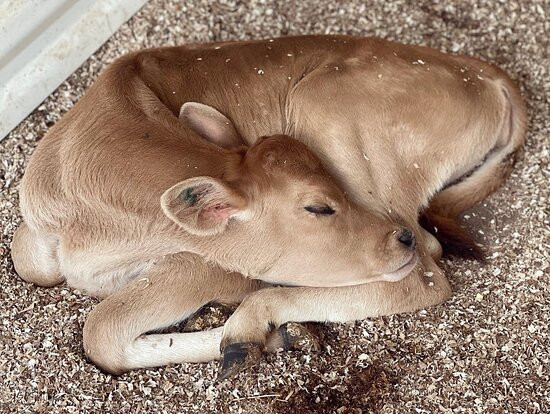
[161,104,417,287]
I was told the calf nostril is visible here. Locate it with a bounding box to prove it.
[398,228,416,249]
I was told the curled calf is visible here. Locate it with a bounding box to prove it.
[11,35,526,377]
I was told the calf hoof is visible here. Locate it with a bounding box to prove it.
[279,322,321,352]
[217,342,262,381]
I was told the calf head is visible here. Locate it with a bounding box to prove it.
[161,103,417,287]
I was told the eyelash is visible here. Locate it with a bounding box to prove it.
[304,205,336,215]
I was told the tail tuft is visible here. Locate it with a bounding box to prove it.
[420,209,486,262]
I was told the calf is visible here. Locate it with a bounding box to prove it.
[11,35,526,378]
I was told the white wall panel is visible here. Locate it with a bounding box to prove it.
[0,0,147,140]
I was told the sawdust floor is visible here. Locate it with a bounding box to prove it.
[0,0,548,412]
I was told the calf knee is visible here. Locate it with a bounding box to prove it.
[83,305,130,375]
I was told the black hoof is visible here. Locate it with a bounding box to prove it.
[217,342,261,381]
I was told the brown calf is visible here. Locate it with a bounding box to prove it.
[11,35,526,378]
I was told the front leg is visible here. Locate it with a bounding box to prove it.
[83,252,262,374]
[82,252,318,374]
[219,257,451,378]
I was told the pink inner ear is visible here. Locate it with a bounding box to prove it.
[199,203,236,222]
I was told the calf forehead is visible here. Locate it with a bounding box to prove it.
[248,135,324,173]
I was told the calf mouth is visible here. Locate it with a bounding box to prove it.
[381,253,418,282]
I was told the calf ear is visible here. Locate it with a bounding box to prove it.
[179,102,243,149]
[161,176,248,236]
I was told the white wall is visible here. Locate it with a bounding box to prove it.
[0,0,147,140]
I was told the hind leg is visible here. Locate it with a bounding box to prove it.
[11,222,64,287]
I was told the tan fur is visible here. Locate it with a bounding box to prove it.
[11,35,526,374]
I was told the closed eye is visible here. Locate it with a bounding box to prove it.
[304,204,336,215]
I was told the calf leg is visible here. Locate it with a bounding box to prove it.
[83,252,314,374]
[11,222,64,287]
[219,256,452,378]
[83,252,262,374]
[421,227,443,260]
